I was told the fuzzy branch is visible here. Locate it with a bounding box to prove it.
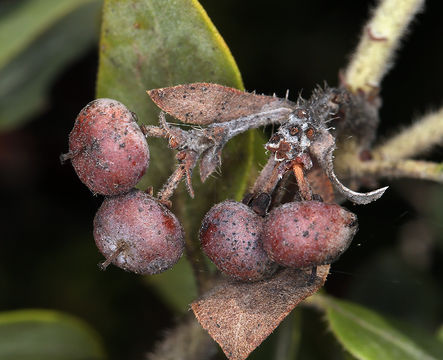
[147,316,216,360]
[373,107,443,160]
[336,144,443,185]
[344,0,424,94]
[355,159,443,184]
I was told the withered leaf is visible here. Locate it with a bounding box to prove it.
[191,265,330,360]
[148,83,294,125]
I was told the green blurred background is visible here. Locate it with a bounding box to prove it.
[0,0,442,359]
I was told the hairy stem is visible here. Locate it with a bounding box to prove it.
[147,315,216,360]
[344,0,424,94]
[293,163,312,201]
[373,108,443,160]
[355,159,443,184]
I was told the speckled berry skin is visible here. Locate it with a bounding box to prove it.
[93,189,184,274]
[263,201,358,268]
[199,200,276,282]
[68,98,149,195]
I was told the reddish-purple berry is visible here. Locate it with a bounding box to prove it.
[263,201,358,268]
[93,189,184,274]
[199,200,276,282]
[65,98,149,195]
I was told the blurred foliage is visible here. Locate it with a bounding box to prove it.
[0,0,442,359]
[0,309,105,360]
[321,295,443,360]
[0,0,102,131]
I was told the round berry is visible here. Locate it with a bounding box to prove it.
[93,189,184,274]
[263,201,358,268]
[66,98,149,195]
[199,200,276,282]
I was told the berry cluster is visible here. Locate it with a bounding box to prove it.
[63,83,385,280]
[62,99,184,274]
[200,200,357,282]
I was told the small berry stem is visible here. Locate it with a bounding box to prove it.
[98,243,127,271]
[307,266,318,286]
[292,163,312,201]
[245,157,292,215]
[249,157,277,195]
[250,157,289,196]
[59,149,81,164]
[140,124,169,138]
[157,165,188,203]
[173,195,212,295]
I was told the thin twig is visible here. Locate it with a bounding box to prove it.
[292,163,312,201]
[373,107,443,161]
[344,0,424,95]
[147,315,216,360]
[355,159,443,183]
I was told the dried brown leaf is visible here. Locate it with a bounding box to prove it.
[148,83,294,125]
[191,265,330,360]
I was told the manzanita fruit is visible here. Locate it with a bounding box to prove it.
[263,201,358,268]
[94,189,185,275]
[63,98,150,195]
[199,200,276,282]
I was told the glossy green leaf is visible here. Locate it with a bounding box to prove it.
[0,0,102,131]
[97,0,245,189]
[321,296,443,360]
[0,309,105,360]
[97,0,259,311]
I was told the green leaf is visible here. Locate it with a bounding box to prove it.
[321,296,443,360]
[272,309,302,360]
[0,309,105,360]
[97,0,245,189]
[0,0,102,131]
[437,325,443,343]
[97,0,258,310]
[145,256,197,314]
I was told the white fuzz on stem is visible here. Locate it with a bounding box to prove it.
[344,0,424,94]
[374,107,443,161]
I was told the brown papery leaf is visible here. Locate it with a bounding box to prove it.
[191,265,330,360]
[148,83,294,125]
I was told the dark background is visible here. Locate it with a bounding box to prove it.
[0,1,442,359]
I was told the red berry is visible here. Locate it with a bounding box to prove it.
[199,200,276,282]
[263,201,358,268]
[93,189,184,274]
[65,98,149,195]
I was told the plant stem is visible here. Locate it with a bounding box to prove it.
[344,0,424,95]
[373,108,443,160]
[173,187,212,295]
[355,159,443,184]
[147,315,217,360]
